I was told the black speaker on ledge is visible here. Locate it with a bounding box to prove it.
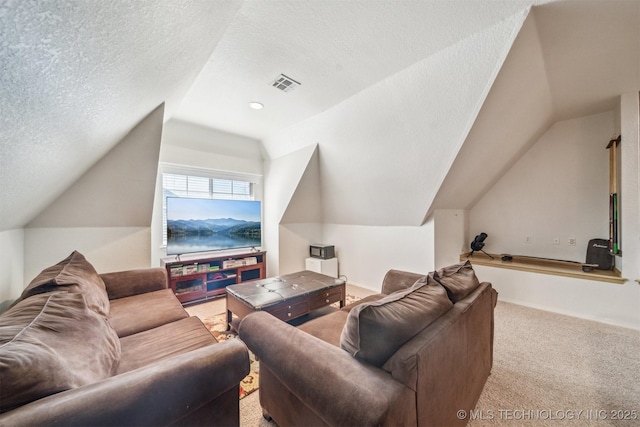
[468,233,494,259]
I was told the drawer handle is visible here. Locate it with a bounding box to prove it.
[288,305,292,309]
[325,299,330,303]
[287,312,292,317]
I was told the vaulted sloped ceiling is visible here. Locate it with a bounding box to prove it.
[0,0,242,231]
[173,0,538,142]
[281,145,322,224]
[429,9,555,216]
[264,10,530,226]
[27,104,165,228]
[535,0,640,121]
[267,0,639,227]
[431,0,640,215]
[1,0,637,233]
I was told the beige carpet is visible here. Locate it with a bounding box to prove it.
[467,302,640,427]
[188,289,640,426]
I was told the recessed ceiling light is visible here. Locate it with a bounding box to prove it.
[249,102,264,110]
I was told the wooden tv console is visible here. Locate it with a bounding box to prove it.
[162,251,266,304]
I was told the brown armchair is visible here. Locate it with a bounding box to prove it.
[239,262,497,426]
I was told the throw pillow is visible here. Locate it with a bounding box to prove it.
[433,260,481,303]
[17,251,110,316]
[340,275,453,367]
[0,292,121,413]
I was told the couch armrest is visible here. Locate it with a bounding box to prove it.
[0,340,250,427]
[239,311,415,426]
[381,269,425,295]
[489,283,499,307]
[101,268,168,300]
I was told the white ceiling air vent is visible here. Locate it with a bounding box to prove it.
[271,74,301,93]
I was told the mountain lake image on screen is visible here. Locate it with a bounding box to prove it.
[166,197,261,255]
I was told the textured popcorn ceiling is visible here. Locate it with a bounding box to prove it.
[1,0,638,230]
[173,0,539,141]
[0,0,242,230]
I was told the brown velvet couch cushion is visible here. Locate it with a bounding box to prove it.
[340,275,453,367]
[117,316,216,374]
[101,268,168,300]
[433,260,481,303]
[109,289,189,338]
[16,251,110,316]
[0,292,121,413]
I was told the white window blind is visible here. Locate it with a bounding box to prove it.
[162,173,254,245]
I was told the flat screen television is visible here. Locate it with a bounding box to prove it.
[166,197,262,256]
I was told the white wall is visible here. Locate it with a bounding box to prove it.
[24,227,151,284]
[321,222,435,292]
[470,111,612,261]
[276,219,439,291]
[27,105,164,229]
[473,264,639,330]
[469,106,640,330]
[268,144,439,288]
[276,145,325,275]
[262,144,318,276]
[261,13,527,285]
[262,11,528,227]
[278,223,323,275]
[619,92,640,281]
[17,105,164,297]
[160,119,263,174]
[0,229,24,308]
[430,11,554,215]
[433,209,468,268]
[152,119,264,266]
[6,116,265,298]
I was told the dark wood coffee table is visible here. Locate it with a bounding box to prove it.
[225,270,345,330]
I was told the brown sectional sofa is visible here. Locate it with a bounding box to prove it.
[239,261,497,427]
[0,251,250,426]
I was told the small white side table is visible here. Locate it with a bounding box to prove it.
[305,257,338,278]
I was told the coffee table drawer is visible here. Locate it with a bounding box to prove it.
[266,298,309,321]
[309,286,343,310]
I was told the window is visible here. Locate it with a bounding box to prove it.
[162,173,255,245]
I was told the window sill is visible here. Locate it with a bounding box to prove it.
[461,252,626,285]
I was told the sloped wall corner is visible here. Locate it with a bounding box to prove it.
[28,103,165,228]
[263,143,320,276]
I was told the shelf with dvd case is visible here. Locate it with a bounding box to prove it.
[162,250,266,304]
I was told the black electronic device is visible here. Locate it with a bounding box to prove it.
[468,233,494,259]
[585,238,614,270]
[310,244,335,259]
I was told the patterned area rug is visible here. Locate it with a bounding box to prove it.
[199,313,260,399]
[197,293,363,399]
